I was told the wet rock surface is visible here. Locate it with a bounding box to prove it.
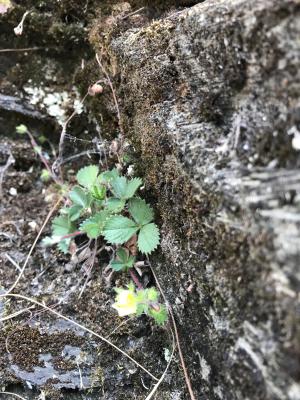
[0,0,300,399]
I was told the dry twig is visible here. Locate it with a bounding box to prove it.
[0,392,28,400]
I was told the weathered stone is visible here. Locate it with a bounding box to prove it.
[105,0,300,398]
[1,0,300,399]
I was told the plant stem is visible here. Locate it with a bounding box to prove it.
[26,129,62,185]
[129,268,143,289]
[62,231,83,239]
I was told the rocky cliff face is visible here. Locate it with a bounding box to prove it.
[0,0,299,399]
[104,1,300,398]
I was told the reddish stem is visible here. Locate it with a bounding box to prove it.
[129,268,143,290]
[62,231,83,239]
[26,130,62,185]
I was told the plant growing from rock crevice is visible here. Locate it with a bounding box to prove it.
[44,165,167,325]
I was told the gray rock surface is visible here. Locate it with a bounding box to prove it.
[0,0,299,399]
[106,0,300,398]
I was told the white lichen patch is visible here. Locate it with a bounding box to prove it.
[288,126,300,150]
[198,354,211,382]
[288,383,300,400]
[23,84,84,126]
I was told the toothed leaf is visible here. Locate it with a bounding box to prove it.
[69,186,90,208]
[57,238,71,254]
[110,248,135,271]
[138,223,160,254]
[110,177,143,200]
[110,176,127,199]
[149,305,168,325]
[42,236,58,247]
[16,124,28,134]
[91,184,106,200]
[76,165,99,189]
[146,287,159,302]
[106,198,125,213]
[116,248,129,263]
[125,178,143,199]
[98,168,119,184]
[52,215,75,237]
[110,261,126,271]
[68,205,83,221]
[103,216,138,244]
[80,210,110,239]
[128,198,154,225]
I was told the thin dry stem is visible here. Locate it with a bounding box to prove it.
[25,129,62,185]
[0,392,28,400]
[0,306,34,322]
[0,47,44,53]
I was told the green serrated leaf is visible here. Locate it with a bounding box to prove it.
[103,216,138,244]
[138,223,160,254]
[34,145,42,154]
[125,178,143,199]
[52,215,74,237]
[57,238,71,254]
[110,248,135,271]
[110,177,142,200]
[136,303,148,316]
[98,168,119,184]
[149,305,168,325]
[80,210,110,239]
[128,198,154,225]
[16,124,28,134]
[68,205,82,221]
[116,248,129,263]
[91,184,106,200]
[42,236,58,246]
[111,261,127,272]
[76,165,99,189]
[110,176,128,199]
[106,198,125,213]
[40,169,51,182]
[69,186,90,208]
[146,287,159,302]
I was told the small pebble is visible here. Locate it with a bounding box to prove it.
[9,187,17,196]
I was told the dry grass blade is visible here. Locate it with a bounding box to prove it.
[0,47,44,53]
[0,293,158,381]
[0,392,28,400]
[0,306,34,322]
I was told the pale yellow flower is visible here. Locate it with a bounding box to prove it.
[112,288,137,317]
